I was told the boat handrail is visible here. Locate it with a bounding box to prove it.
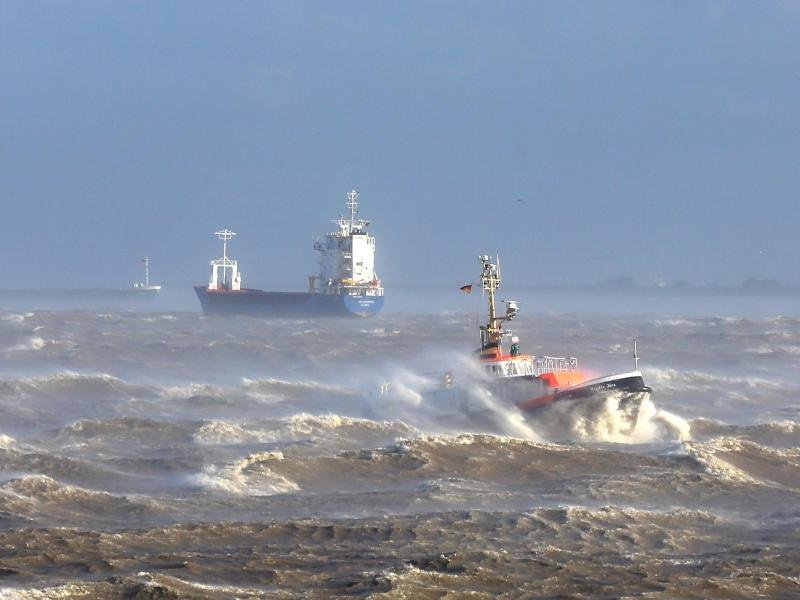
[534,356,579,376]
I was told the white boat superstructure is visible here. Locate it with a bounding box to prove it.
[310,190,384,298]
[207,229,242,291]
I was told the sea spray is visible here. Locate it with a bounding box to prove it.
[361,355,541,440]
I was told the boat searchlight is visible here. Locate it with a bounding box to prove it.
[504,299,519,321]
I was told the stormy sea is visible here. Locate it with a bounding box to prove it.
[0,292,799,598]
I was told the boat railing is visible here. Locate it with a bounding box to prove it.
[534,356,579,376]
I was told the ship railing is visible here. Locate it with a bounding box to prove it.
[534,356,579,376]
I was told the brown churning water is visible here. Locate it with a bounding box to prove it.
[0,309,798,597]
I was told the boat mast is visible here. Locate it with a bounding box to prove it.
[478,254,520,355]
[141,256,151,287]
[215,229,236,287]
[481,255,502,345]
[346,189,358,231]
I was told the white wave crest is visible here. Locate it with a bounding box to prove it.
[193,421,264,445]
[193,413,416,446]
[5,337,46,353]
[643,367,787,392]
[683,440,762,484]
[0,312,34,323]
[190,452,299,495]
[526,393,691,444]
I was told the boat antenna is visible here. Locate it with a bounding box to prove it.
[633,339,640,371]
[141,256,151,287]
[346,189,359,230]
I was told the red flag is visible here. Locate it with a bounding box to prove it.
[460,284,472,293]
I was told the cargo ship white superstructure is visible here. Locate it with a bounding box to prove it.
[310,190,384,304]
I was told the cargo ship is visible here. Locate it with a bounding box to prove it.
[194,190,384,317]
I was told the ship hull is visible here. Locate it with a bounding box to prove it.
[194,286,384,317]
[517,371,650,411]
[416,370,651,435]
[516,371,651,435]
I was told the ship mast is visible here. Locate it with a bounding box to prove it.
[141,256,151,287]
[346,189,358,230]
[207,228,242,291]
[481,255,502,346]
[215,229,236,286]
[478,254,519,356]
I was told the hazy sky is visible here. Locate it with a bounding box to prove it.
[2,1,799,289]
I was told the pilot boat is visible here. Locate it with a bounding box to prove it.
[397,255,651,434]
[469,254,650,429]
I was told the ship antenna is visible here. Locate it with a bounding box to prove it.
[346,189,359,230]
[141,256,151,287]
[633,338,640,371]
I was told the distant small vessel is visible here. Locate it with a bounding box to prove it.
[194,190,384,317]
[131,256,161,294]
[0,256,161,310]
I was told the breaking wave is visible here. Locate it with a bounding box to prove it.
[690,418,800,448]
[643,367,790,393]
[0,474,162,527]
[532,394,691,443]
[192,413,415,447]
[684,437,800,489]
[0,372,155,401]
[190,451,300,496]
